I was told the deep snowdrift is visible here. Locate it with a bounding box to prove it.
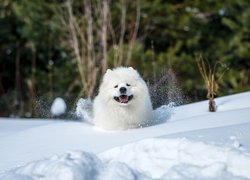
[1,138,250,180]
[0,92,250,179]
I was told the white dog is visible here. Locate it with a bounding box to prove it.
[93,67,153,130]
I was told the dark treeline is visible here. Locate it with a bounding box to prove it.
[0,0,249,117]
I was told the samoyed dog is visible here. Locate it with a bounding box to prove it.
[92,67,153,130]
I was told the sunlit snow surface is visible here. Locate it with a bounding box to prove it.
[0,92,250,179]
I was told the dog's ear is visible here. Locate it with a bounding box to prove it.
[128,66,140,79]
[106,69,112,74]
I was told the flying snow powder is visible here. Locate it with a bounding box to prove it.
[50,97,67,116]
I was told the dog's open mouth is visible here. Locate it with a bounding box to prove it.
[114,95,133,104]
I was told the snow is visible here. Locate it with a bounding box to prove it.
[0,91,250,179]
[50,97,67,116]
[0,119,56,137]
[100,138,250,179]
[76,98,93,123]
[0,151,147,180]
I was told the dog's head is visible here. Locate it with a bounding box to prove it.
[99,67,148,106]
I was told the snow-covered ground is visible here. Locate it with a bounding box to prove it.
[0,92,250,179]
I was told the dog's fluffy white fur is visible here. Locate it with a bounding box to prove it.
[93,67,153,130]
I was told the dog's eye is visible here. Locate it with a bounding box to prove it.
[114,85,118,88]
[126,83,131,86]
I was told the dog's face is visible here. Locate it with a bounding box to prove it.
[99,67,148,106]
[112,82,134,105]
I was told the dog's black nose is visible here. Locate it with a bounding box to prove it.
[119,87,127,93]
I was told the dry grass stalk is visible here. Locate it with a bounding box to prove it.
[196,55,228,112]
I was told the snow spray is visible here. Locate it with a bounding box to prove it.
[35,98,52,118]
[149,68,186,109]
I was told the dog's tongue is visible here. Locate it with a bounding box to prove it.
[119,95,128,103]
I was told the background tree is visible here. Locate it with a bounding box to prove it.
[0,0,249,117]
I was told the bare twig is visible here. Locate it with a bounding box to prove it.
[126,0,141,65]
[59,0,141,100]
[116,0,126,66]
[101,0,108,74]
